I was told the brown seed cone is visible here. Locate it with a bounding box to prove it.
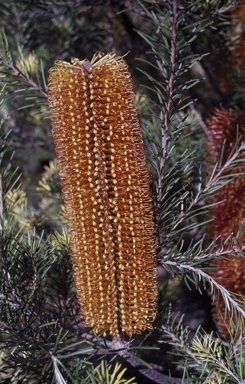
[206,106,245,338]
[48,53,158,338]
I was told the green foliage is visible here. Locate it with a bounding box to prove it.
[161,318,245,383]
[83,360,136,384]
[0,0,244,383]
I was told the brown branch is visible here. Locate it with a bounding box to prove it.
[80,332,183,383]
[125,354,183,384]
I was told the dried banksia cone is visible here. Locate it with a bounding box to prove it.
[206,106,245,338]
[48,52,158,338]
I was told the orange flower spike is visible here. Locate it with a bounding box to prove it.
[48,53,158,338]
[206,107,245,338]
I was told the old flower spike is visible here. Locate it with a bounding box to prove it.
[206,106,245,338]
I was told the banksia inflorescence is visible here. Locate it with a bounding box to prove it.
[48,52,158,338]
[206,106,245,338]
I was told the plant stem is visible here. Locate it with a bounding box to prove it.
[157,0,178,211]
[0,57,48,98]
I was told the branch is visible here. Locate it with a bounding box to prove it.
[170,142,245,232]
[159,244,245,263]
[161,324,211,375]
[213,2,237,15]
[80,332,183,383]
[162,325,242,384]
[125,354,183,384]
[157,0,178,210]
[205,142,245,191]
[0,57,48,98]
[161,260,245,319]
[189,103,210,137]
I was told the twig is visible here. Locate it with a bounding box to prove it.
[0,57,48,98]
[125,354,183,384]
[159,244,245,263]
[162,325,242,384]
[80,332,184,383]
[213,2,237,15]
[170,142,245,232]
[161,323,210,375]
[161,260,245,319]
[189,103,210,138]
[157,0,178,212]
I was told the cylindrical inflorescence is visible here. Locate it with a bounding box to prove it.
[48,52,158,338]
[206,106,245,338]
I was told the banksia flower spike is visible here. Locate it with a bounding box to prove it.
[206,106,245,338]
[48,52,158,338]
